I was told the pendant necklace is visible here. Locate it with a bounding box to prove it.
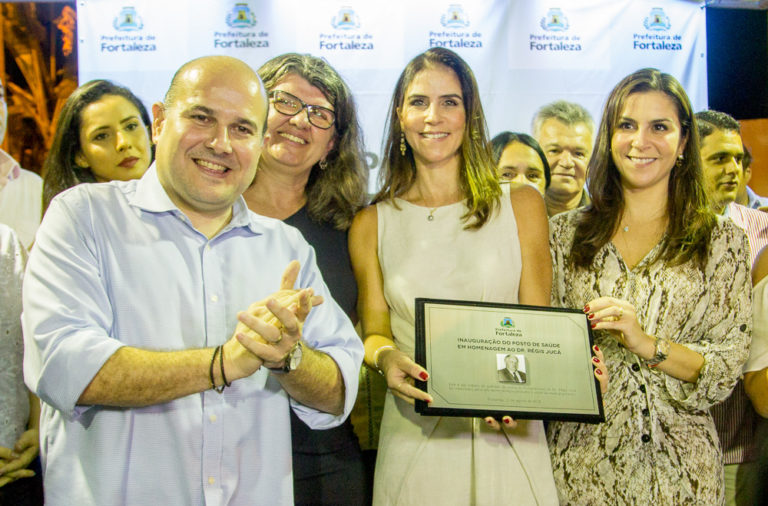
[417,185,440,222]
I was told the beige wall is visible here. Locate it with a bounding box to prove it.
[741,118,768,197]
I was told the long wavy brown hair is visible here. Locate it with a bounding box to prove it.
[571,68,715,268]
[258,53,367,230]
[373,47,500,229]
[42,80,152,212]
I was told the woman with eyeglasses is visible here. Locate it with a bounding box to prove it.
[242,53,369,506]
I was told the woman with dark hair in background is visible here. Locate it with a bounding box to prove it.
[349,47,604,505]
[491,131,550,194]
[42,80,152,211]
[548,68,751,503]
[241,53,369,505]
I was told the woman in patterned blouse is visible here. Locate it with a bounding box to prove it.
[547,68,751,504]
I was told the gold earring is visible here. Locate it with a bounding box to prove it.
[676,154,683,168]
[400,132,406,156]
[319,159,327,171]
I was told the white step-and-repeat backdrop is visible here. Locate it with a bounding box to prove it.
[78,0,707,187]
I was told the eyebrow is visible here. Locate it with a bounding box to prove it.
[185,105,259,131]
[406,93,463,100]
[618,116,675,124]
[86,115,142,134]
[706,149,743,160]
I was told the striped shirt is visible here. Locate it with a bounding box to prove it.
[712,202,768,464]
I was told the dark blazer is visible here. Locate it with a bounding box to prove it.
[497,368,526,383]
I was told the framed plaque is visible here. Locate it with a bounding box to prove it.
[414,298,604,423]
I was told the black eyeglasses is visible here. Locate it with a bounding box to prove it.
[268,90,335,130]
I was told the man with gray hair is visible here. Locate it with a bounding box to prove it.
[532,100,594,217]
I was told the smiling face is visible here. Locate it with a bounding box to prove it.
[537,118,592,201]
[497,141,547,194]
[611,91,686,194]
[700,128,744,212]
[152,60,267,219]
[398,64,466,172]
[260,73,336,177]
[75,94,152,182]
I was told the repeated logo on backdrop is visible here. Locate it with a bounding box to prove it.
[530,7,582,52]
[113,6,143,31]
[226,3,257,28]
[331,7,361,30]
[318,6,374,51]
[633,7,682,51]
[644,8,670,31]
[102,6,157,53]
[429,4,483,49]
[214,3,270,50]
[441,4,470,28]
[540,8,569,32]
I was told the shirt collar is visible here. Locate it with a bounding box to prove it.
[127,163,261,235]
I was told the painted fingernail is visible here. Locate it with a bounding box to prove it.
[503,416,512,424]
[588,313,595,320]
[596,369,603,375]
[592,357,600,363]
[583,305,590,313]
[594,345,600,352]
[590,323,597,329]
[419,371,429,381]
[486,418,493,425]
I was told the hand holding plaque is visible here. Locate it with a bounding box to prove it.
[377,347,433,405]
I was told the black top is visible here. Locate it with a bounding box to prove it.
[284,206,357,320]
[284,206,360,453]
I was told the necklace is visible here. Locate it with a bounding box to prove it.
[427,207,437,221]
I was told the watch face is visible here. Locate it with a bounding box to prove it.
[290,342,303,370]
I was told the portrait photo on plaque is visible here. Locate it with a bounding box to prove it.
[496,353,527,383]
[414,298,604,423]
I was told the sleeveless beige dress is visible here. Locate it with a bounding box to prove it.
[373,186,558,506]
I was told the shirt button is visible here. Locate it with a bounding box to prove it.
[211,294,219,302]
[209,414,217,423]
[642,408,650,416]
[641,434,651,443]
[639,385,646,393]
[631,363,640,372]
[208,477,215,485]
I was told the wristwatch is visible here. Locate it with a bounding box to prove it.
[270,341,303,373]
[644,336,670,368]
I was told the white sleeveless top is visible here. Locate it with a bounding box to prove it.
[377,185,522,357]
[373,185,557,506]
